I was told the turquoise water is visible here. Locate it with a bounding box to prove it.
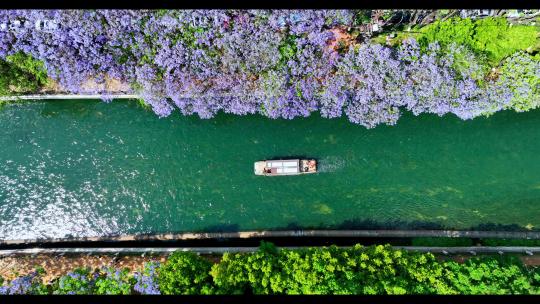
[1,99,540,240]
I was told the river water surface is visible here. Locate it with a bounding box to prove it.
[1,99,540,240]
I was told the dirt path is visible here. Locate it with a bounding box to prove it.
[0,254,167,283]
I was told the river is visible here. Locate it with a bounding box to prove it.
[1,99,540,240]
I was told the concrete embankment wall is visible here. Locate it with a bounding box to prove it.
[3,229,540,246]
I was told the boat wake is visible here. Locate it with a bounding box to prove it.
[317,156,346,173]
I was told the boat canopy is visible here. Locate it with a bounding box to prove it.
[266,159,299,174]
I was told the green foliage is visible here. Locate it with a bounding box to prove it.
[474,19,537,63]
[531,267,540,293]
[94,267,135,295]
[259,240,278,255]
[157,251,214,295]
[411,237,475,247]
[171,26,206,49]
[418,17,475,50]
[417,17,539,65]
[210,248,281,294]
[498,52,540,112]
[52,268,95,295]
[277,34,298,68]
[210,244,456,295]
[443,256,536,294]
[446,44,490,83]
[0,52,49,95]
[31,282,50,295]
[6,52,49,85]
[204,243,540,295]
[4,243,540,295]
[353,10,372,26]
[31,267,50,295]
[135,98,151,109]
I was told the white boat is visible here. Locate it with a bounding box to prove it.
[254,159,317,176]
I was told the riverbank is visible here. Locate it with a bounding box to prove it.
[2,247,540,285]
[1,243,539,295]
[2,244,540,280]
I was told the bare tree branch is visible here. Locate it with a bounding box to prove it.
[441,10,459,22]
[420,10,438,25]
[409,10,422,26]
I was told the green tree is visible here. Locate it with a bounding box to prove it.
[442,256,534,294]
[157,251,214,295]
[0,52,49,95]
[52,268,95,295]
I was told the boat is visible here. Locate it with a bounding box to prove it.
[254,159,317,176]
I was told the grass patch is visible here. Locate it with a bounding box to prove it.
[372,17,539,66]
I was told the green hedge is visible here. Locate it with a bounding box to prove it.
[158,242,540,295]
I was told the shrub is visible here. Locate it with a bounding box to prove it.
[0,52,48,95]
[210,243,281,294]
[0,269,48,295]
[134,262,161,295]
[497,52,540,112]
[53,268,97,295]
[94,267,135,295]
[157,251,214,295]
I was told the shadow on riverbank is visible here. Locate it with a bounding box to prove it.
[1,218,539,251]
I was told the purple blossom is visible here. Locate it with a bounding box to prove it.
[133,262,160,295]
[0,271,39,295]
[0,10,534,128]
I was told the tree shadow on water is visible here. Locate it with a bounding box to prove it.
[273,219,445,231]
[201,224,241,233]
[271,218,539,232]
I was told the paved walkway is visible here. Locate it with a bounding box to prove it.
[2,245,540,256]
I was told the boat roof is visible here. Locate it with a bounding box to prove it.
[266,159,299,174]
